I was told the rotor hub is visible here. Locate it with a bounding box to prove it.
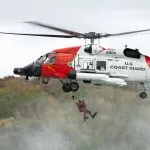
[78,32,112,39]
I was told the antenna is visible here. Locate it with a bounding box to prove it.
[90,38,94,45]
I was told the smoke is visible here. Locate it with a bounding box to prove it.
[1,84,150,150]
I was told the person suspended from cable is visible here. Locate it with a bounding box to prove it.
[72,95,97,122]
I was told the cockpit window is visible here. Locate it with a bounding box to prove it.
[36,54,47,64]
[44,53,56,64]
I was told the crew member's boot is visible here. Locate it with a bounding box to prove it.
[91,112,98,119]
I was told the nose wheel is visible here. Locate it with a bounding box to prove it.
[25,75,29,80]
[62,81,79,93]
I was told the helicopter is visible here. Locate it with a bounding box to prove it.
[1,21,150,99]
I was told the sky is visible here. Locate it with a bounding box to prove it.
[0,0,150,77]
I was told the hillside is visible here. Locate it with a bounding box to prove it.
[0,76,48,118]
[0,76,150,150]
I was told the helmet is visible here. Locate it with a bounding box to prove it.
[78,100,82,103]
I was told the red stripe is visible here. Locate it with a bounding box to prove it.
[99,46,107,52]
[145,56,150,67]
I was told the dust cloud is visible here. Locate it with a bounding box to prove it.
[1,82,150,150]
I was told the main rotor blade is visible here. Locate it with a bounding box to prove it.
[25,21,83,36]
[0,32,76,38]
[103,29,150,37]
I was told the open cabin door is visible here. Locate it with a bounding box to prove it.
[80,59,96,73]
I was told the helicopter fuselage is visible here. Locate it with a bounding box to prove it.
[40,44,150,87]
[13,44,150,98]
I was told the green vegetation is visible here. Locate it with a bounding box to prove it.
[0,76,48,118]
[0,75,140,120]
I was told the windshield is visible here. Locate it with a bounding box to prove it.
[36,54,47,64]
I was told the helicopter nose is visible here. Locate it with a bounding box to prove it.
[14,63,41,77]
[13,68,25,75]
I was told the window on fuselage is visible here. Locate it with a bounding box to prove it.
[96,61,106,71]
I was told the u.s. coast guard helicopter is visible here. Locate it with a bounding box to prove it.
[1,21,150,99]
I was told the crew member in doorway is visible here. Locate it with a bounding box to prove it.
[72,95,97,122]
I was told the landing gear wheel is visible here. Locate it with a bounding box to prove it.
[139,92,147,99]
[70,82,79,92]
[62,83,71,93]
